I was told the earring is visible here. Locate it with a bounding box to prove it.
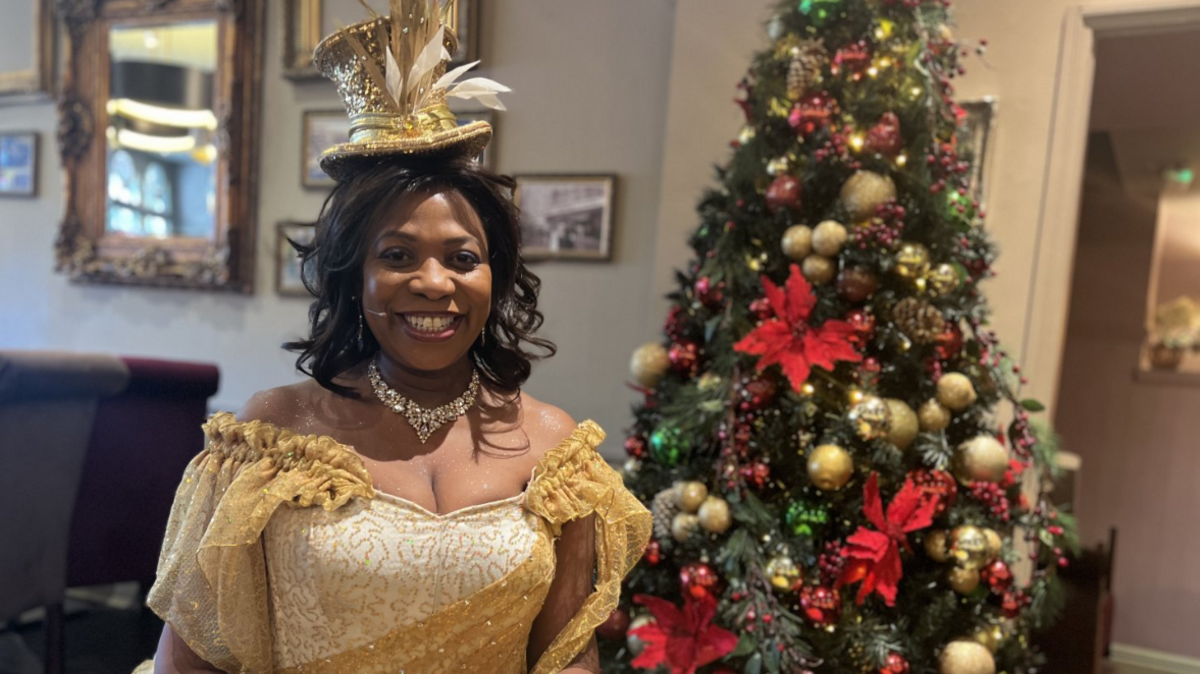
[480,327,487,347]
[357,305,364,350]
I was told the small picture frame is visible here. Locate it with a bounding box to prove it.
[514,174,616,261]
[449,0,481,67]
[456,110,494,169]
[302,110,350,189]
[0,132,38,197]
[277,221,316,297]
[958,97,997,205]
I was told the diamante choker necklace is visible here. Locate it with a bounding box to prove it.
[367,358,480,443]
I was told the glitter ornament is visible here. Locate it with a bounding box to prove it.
[671,513,700,542]
[937,373,978,411]
[980,559,1013,593]
[624,435,647,458]
[954,435,1008,483]
[596,607,630,641]
[939,640,996,674]
[668,339,700,376]
[918,399,952,431]
[947,565,981,594]
[679,481,709,513]
[630,342,670,388]
[649,426,687,465]
[786,501,829,536]
[802,254,837,284]
[765,554,804,591]
[849,395,893,440]
[812,220,849,256]
[894,242,932,280]
[884,399,919,449]
[927,262,962,296]
[789,91,837,136]
[838,266,880,302]
[846,308,877,346]
[881,652,911,674]
[949,526,990,570]
[741,372,780,411]
[741,461,771,489]
[841,171,898,221]
[983,528,1003,559]
[865,112,903,156]
[644,539,662,565]
[799,584,841,625]
[680,561,721,599]
[766,174,804,212]
[808,444,854,491]
[924,529,950,562]
[781,224,814,260]
[693,276,724,309]
[698,496,732,533]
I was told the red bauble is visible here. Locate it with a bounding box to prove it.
[837,266,880,303]
[788,92,837,138]
[749,296,773,321]
[668,340,700,376]
[740,461,771,489]
[981,559,1014,594]
[680,562,721,600]
[1000,588,1029,618]
[664,305,687,341]
[909,469,958,517]
[846,309,877,346]
[624,435,647,459]
[766,175,804,213]
[865,112,903,156]
[644,539,662,565]
[935,322,965,360]
[798,585,841,626]
[694,276,724,309]
[740,373,779,411]
[880,652,911,674]
[834,42,871,75]
[596,607,630,641]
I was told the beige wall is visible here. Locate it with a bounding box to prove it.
[0,0,676,454]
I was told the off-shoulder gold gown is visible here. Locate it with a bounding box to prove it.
[134,412,652,674]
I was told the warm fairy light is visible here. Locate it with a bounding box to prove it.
[910,86,922,98]
[849,388,865,404]
[801,382,816,396]
[867,66,879,78]
[896,153,908,166]
[878,57,893,69]
[850,134,865,151]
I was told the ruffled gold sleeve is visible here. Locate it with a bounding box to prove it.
[523,421,653,674]
[144,412,374,674]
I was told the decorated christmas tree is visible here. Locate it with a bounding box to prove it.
[598,1,1078,673]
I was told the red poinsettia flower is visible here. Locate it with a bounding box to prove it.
[630,593,739,674]
[838,473,938,606]
[734,263,862,392]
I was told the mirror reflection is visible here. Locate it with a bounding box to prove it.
[105,21,217,239]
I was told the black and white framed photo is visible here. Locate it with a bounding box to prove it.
[456,110,494,169]
[958,97,996,204]
[277,221,316,297]
[514,174,616,261]
[0,132,37,197]
[302,110,350,189]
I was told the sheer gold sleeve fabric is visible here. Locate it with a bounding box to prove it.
[138,412,651,674]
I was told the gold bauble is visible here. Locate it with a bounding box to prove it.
[925,529,950,562]
[812,220,849,257]
[802,255,837,285]
[939,640,996,674]
[630,342,670,389]
[840,171,898,221]
[950,526,990,570]
[947,566,981,594]
[808,444,854,491]
[927,263,962,296]
[894,242,932,280]
[679,481,709,513]
[698,496,732,533]
[849,395,893,440]
[983,528,1003,559]
[937,373,978,412]
[781,225,814,261]
[918,399,952,432]
[973,624,1006,653]
[884,399,919,450]
[627,615,655,656]
[954,435,1009,484]
[765,554,804,591]
[671,513,700,542]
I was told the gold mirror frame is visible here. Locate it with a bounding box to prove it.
[54,0,264,292]
[0,0,56,99]
[283,0,479,80]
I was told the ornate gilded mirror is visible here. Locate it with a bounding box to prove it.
[55,0,264,291]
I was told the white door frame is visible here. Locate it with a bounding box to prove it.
[1028,0,1200,415]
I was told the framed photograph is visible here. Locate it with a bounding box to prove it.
[0,0,54,99]
[284,0,479,79]
[456,110,494,169]
[0,132,37,197]
[302,110,350,189]
[958,97,997,205]
[277,221,316,297]
[514,174,616,261]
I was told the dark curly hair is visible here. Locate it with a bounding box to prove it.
[284,157,555,397]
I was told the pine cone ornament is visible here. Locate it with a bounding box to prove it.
[892,297,946,344]
[786,39,829,99]
[651,485,682,542]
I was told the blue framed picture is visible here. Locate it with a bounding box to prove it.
[0,132,37,197]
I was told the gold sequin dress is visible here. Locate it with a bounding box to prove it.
[134,412,652,674]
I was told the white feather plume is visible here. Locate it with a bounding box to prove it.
[385,47,403,102]
[406,25,446,98]
[446,77,512,111]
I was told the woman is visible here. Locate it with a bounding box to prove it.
[138,4,651,673]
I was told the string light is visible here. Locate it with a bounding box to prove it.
[850,134,865,152]
[896,153,908,167]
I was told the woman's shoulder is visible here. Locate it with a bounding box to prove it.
[237,378,342,428]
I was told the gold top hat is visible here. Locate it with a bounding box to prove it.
[314,0,509,180]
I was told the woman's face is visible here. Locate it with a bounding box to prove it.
[362,189,491,373]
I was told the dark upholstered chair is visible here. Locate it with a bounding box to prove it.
[0,351,130,674]
[67,357,220,590]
